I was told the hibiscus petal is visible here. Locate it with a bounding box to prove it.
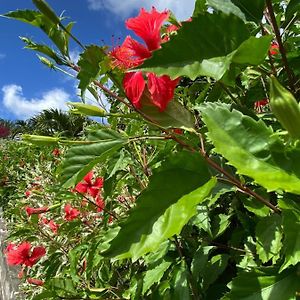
[93,177,104,189]
[123,72,146,109]
[83,171,93,185]
[29,246,46,265]
[75,182,88,194]
[147,73,179,111]
[126,7,169,51]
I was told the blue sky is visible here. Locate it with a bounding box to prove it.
[0,0,195,120]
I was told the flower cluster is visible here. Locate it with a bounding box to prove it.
[110,7,180,111]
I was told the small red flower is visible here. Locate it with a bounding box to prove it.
[64,204,80,221]
[269,41,279,55]
[75,171,104,198]
[27,278,44,286]
[126,7,169,51]
[6,242,46,267]
[48,220,60,234]
[52,148,60,157]
[254,98,269,112]
[95,196,105,213]
[173,129,183,135]
[25,206,49,217]
[25,190,31,198]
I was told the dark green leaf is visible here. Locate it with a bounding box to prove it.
[77,45,106,97]
[60,128,127,187]
[285,0,300,22]
[103,152,216,260]
[171,262,191,300]
[255,214,282,264]
[137,13,249,80]
[206,0,246,21]
[199,103,300,194]
[231,0,265,22]
[223,268,299,300]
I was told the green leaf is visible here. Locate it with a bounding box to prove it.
[231,0,265,23]
[206,0,246,21]
[137,13,249,80]
[223,268,299,300]
[140,99,195,130]
[232,36,273,65]
[32,0,60,25]
[199,103,300,195]
[285,0,300,21]
[138,14,270,81]
[20,37,64,65]
[255,214,282,264]
[4,10,72,56]
[171,262,191,300]
[68,102,107,117]
[278,199,300,272]
[103,152,216,260]
[77,45,106,97]
[32,291,56,300]
[142,260,172,295]
[60,128,127,187]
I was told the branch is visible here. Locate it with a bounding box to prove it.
[265,0,295,91]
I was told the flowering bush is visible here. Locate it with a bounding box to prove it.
[1,0,300,299]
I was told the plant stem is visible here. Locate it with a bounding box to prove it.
[265,0,295,92]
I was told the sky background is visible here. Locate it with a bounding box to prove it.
[0,0,195,121]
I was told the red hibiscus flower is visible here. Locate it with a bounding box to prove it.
[75,171,104,198]
[110,7,179,112]
[95,196,105,213]
[25,206,49,217]
[4,242,17,253]
[6,242,46,267]
[64,203,80,221]
[126,7,169,51]
[27,278,44,286]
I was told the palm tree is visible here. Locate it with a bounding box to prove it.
[27,109,90,138]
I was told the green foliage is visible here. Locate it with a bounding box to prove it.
[60,128,128,187]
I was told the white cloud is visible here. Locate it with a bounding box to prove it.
[87,0,195,21]
[2,84,70,119]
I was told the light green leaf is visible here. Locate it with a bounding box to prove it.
[199,103,300,194]
[20,37,64,65]
[223,268,299,300]
[142,260,172,295]
[77,45,106,97]
[32,0,60,25]
[59,128,127,187]
[103,152,216,260]
[278,199,300,272]
[140,99,195,130]
[255,215,282,264]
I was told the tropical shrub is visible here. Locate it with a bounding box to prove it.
[1,0,300,299]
